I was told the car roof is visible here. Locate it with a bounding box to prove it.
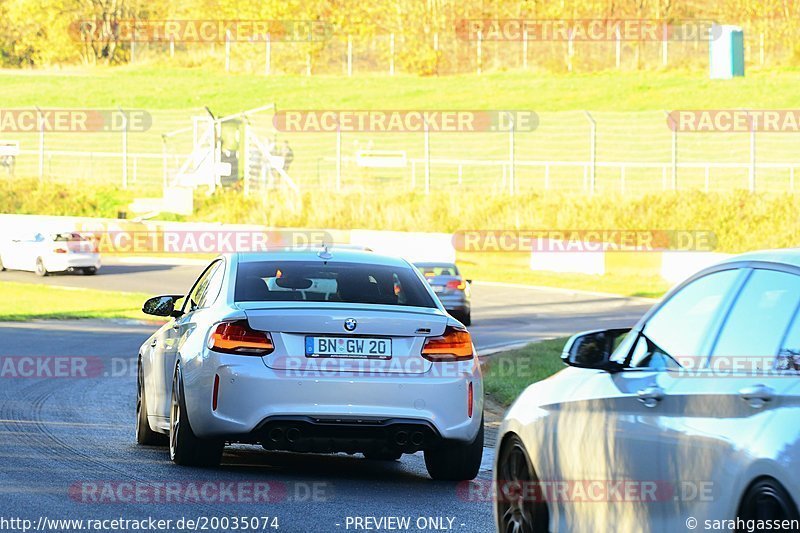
[413,262,456,267]
[232,248,411,268]
[715,248,800,269]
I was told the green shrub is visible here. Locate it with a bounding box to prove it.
[2,179,798,255]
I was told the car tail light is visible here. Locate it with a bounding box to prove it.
[421,326,474,362]
[207,320,274,355]
[53,247,68,254]
[446,279,466,291]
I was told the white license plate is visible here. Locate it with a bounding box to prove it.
[432,285,445,293]
[305,336,392,359]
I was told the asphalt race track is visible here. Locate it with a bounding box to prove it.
[0,259,654,532]
[0,257,655,352]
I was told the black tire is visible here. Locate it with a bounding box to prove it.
[424,416,483,481]
[496,434,549,533]
[169,364,224,466]
[364,450,403,461]
[83,267,97,275]
[461,311,472,326]
[737,478,800,532]
[35,257,47,277]
[136,359,167,446]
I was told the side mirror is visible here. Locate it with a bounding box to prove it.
[465,279,473,284]
[561,328,631,372]
[142,295,184,318]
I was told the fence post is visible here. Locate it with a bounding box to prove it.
[336,122,342,192]
[567,30,574,72]
[615,28,621,69]
[208,109,219,192]
[661,23,668,66]
[424,119,431,194]
[265,34,271,75]
[347,35,353,76]
[170,37,174,58]
[119,106,128,190]
[131,38,135,64]
[242,122,250,196]
[477,30,482,75]
[36,107,44,181]
[389,33,395,75]
[665,110,678,190]
[507,111,516,194]
[433,33,439,75]
[750,126,756,192]
[522,30,528,69]
[225,30,231,72]
[306,51,312,76]
[759,32,765,66]
[161,134,168,192]
[584,111,596,194]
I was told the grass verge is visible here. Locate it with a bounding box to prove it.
[483,338,570,406]
[0,281,151,321]
[2,68,800,112]
[458,252,669,298]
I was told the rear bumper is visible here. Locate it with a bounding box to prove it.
[437,295,470,314]
[251,415,441,454]
[444,304,470,315]
[181,350,483,447]
[44,254,101,272]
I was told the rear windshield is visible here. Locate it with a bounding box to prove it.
[51,233,87,242]
[235,260,436,308]
[415,264,460,277]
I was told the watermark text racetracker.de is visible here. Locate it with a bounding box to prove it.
[69,480,331,504]
[0,355,477,380]
[272,110,538,133]
[455,19,719,41]
[667,110,800,133]
[452,230,717,253]
[0,109,151,133]
[0,356,107,379]
[83,230,332,254]
[69,19,334,42]
[459,479,715,503]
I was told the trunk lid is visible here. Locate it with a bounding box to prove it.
[241,303,447,374]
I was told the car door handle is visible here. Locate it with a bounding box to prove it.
[739,384,775,408]
[637,386,665,408]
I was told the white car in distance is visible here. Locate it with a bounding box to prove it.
[0,231,101,276]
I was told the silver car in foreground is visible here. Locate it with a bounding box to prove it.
[137,248,484,480]
[495,250,800,532]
